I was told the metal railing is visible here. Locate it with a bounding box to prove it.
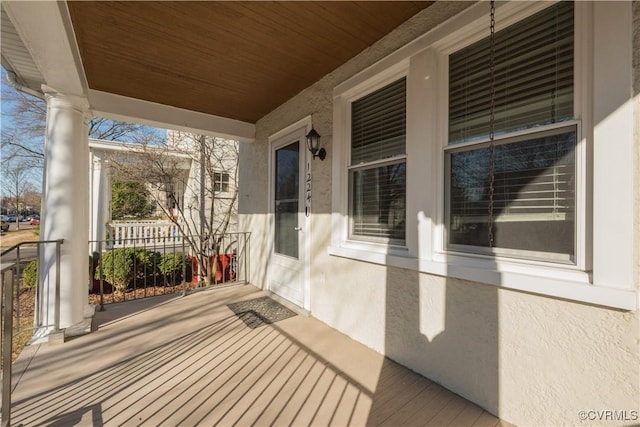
[1,239,64,427]
[89,232,249,310]
[1,263,14,427]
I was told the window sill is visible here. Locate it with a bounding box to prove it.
[327,245,637,311]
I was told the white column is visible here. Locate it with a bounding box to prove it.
[39,88,90,330]
[89,152,111,254]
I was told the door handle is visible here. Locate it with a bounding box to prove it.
[294,226,302,231]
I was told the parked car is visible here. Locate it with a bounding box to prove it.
[1,219,9,233]
[29,217,40,225]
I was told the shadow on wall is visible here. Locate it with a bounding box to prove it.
[369,261,500,422]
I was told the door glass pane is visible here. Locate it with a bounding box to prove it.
[274,141,299,258]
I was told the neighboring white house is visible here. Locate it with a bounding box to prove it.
[88,135,238,249]
[1,1,638,425]
[166,130,239,239]
[87,138,191,250]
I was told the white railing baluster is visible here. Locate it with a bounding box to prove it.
[106,221,186,248]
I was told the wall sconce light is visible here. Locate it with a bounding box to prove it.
[306,127,325,160]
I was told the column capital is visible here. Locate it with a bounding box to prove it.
[42,85,91,118]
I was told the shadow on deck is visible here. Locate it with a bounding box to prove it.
[10,284,505,426]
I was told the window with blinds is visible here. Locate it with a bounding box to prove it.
[445,2,576,262]
[349,78,407,244]
[449,1,574,144]
[447,126,576,260]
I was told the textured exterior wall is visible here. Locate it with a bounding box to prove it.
[633,0,640,325]
[239,2,640,425]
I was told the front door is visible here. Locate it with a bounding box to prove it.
[269,133,306,308]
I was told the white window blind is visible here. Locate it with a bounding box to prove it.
[448,126,576,259]
[446,2,576,262]
[351,78,406,164]
[449,1,574,144]
[351,163,406,241]
[350,77,407,243]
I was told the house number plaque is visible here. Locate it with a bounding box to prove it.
[305,159,311,217]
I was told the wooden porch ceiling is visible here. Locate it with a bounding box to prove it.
[67,1,432,124]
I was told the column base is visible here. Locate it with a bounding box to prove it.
[28,304,97,345]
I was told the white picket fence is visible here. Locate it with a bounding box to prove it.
[106,220,184,249]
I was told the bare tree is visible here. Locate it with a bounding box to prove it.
[1,157,36,229]
[108,132,239,286]
[1,73,162,171]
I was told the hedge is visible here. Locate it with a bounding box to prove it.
[95,248,158,294]
[22,260,38,289]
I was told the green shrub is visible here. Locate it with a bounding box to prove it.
[158,253,188,276]
[132,248,159,273]
[22,260,38,289]
[95,248,157,293]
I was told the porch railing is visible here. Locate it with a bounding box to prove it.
[106,220,184,249]
[89,232,250,310]
[1,239,64,427]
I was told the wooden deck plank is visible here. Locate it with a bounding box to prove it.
[252,352,320,425]
[403,387,457,425]
[366,374,433,425]
[426,396,471,426]
[170,328,288,426]
[155,333,286,425]
[449,401,485,426]
[291,368,343,425]
[307,373,351,425]
[9,285,507,427]
[472,410,501,427]
[349,388,374,426]
[328,382,362,426]
[230,347,312,425]
[269,359,329,426]
[213,340,304,425]
[197,332,296,425]
[378,382,442,427]
[109,319,256,425]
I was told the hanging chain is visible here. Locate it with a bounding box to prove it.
[487,0,496,248]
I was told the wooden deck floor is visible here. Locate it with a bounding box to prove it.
[10,284,505,426]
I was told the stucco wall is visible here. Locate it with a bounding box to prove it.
[239,2,640,425]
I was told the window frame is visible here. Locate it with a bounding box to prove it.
[214,172,230,193]
[443,122,582,265]
[436,2,589,272]
[347,76,408,246]
[334,62,411,253]
[348,156,408,245]
[329,1,636,310]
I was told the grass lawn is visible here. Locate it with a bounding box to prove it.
[0,227,39,250]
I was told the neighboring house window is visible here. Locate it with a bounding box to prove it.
[165,183,176,209]
[214,172,230,192]
[349,77,407,244]
[445,2,576,263]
